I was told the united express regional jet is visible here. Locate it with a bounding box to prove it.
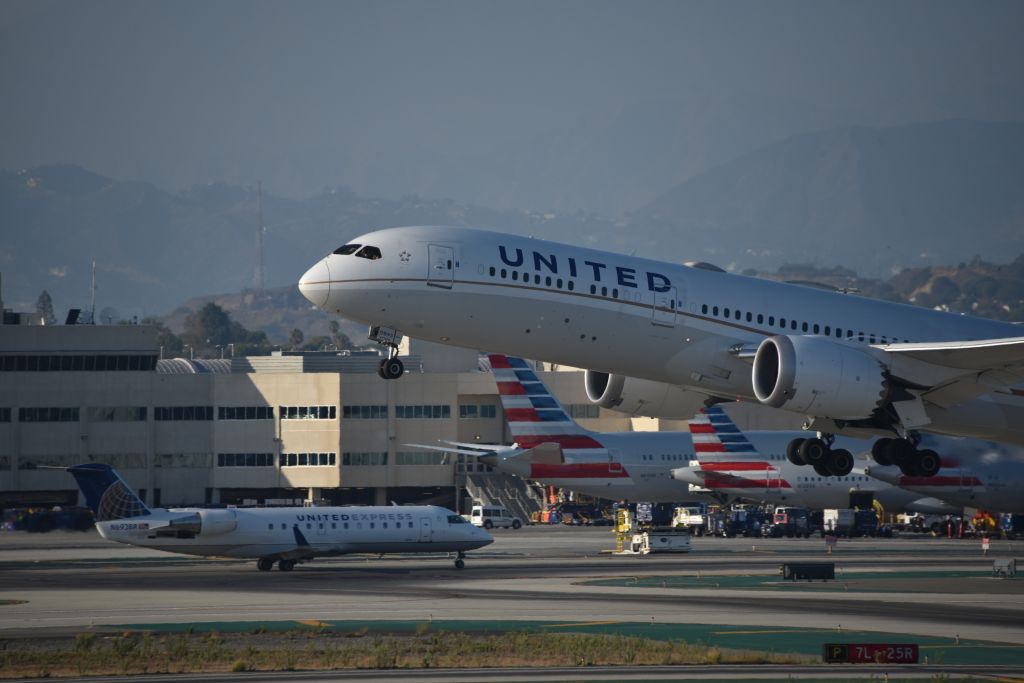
[298,226,1024,478]
[68,464,492,571]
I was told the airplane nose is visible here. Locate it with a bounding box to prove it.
[298,258,331,308]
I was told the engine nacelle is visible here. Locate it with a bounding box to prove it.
[151,509,237,538]
[198,509,237,536]
[752,335,889,420]
[584,370,706,419]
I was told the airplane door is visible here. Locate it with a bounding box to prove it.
[651,286,678,328]
[427,244,455,289]
[418,517,433,542]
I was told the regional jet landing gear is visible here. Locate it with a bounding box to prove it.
[368,326,404,380]
[785,434,855,477]
[454,551,466,570]
[870,436,941,477]
[256,558,297,571]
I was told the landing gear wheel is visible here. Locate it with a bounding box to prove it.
[379,357,404,380]
[916,449,941,477]
[278,559,296,572]
[812,461,832,477]
[828,449,854,477]
[799,438,829,466]
[786,438,807,466]
[257,558,274,572]
[454,558,465,569]
[871,438,894,466]
[885,439,916,468]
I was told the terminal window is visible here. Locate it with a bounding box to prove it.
[281,405,337,420]
[568,404,600,418]
[18,407,80,422]
[459,404,497,419]
[155,406,213,421]
[342,405,387,419]
[396,404,451,419]
[396,451,451,465]
[219,406,274,420]
[218,452,275,467]
[280,452,337,467]
[88,406,147,422]
[341,452,387,466]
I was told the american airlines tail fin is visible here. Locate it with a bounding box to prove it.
[67,463,151,521]
[488,354,591,438]
[687,406,758,457]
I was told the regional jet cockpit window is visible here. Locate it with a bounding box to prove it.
[333,244,361,255]
[447,515,469,524]
[354,246,382,260]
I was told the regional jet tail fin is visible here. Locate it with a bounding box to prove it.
[67,463,151,521]
[488,354,592,440]
[687,406,759,458]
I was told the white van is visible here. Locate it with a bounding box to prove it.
[470,504,523,529]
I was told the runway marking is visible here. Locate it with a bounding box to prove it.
[542,621,622,628]
[713,629,841,635]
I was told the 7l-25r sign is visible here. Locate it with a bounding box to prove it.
[823,643,919,664]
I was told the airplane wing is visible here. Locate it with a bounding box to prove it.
[882,336,1024,408]
[884,336,1024,371]
[404,441,521,457]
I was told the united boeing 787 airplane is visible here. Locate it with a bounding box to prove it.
[299,226,1024,477]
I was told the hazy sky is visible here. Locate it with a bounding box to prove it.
[2,0,1023,208]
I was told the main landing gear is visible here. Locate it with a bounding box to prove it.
[786,435,854,477]
[256,558,297,571]
[870,437,941,477]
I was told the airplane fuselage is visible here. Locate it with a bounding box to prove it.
[300,226,1024,445]
[97,505,491,559]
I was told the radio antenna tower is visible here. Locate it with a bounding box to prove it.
[254,181,266,291]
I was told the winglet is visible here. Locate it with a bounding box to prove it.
[67,463,151,521]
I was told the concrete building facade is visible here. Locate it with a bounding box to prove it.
[1,325,800,512]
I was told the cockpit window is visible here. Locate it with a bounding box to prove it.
[355,246,382,260]
[447,515,468,524]
[333,244,362,255]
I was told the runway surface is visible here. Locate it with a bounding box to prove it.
[2,525,1023,677]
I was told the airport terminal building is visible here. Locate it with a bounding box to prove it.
[0,323,799,515]
[0,324,647,514]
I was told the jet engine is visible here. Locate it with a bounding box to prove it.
[752,335,889,420]
[151,509,237,538]
[584,370,706,419]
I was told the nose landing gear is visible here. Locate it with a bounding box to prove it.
[369,325,404,380]
[454,551,466,570]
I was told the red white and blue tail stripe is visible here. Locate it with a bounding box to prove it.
[487,354,630,483]
[686,406,791,491]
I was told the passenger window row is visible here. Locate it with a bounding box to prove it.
[699,303,910,344]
